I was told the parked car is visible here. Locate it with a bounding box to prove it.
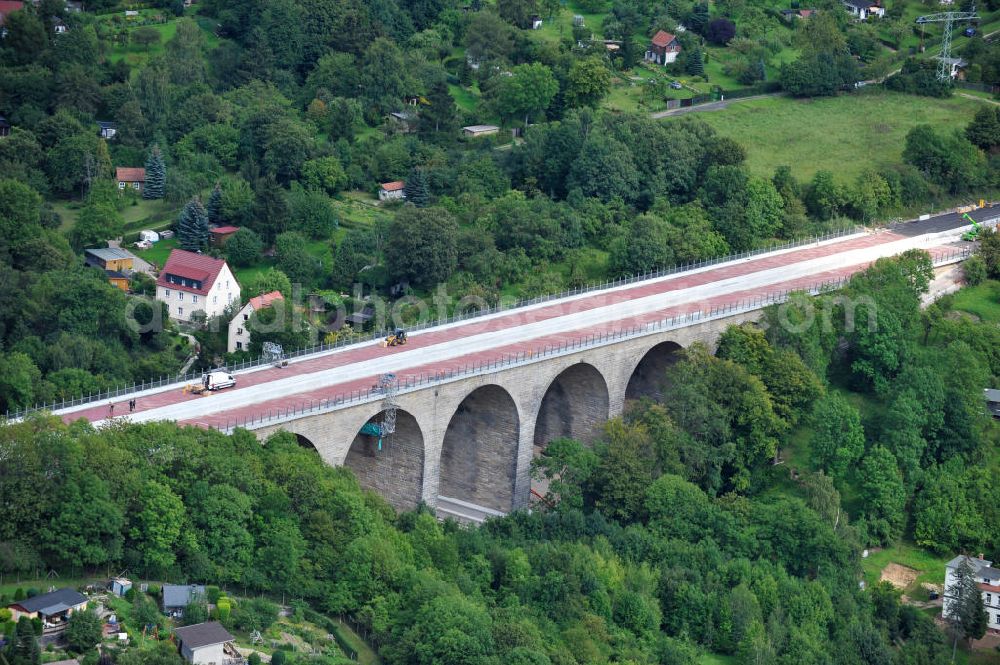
[965,26,976,37]
[670,80,683,89]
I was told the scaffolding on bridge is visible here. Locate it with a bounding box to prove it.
[358,373,399,451]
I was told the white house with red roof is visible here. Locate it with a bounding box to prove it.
[645,30,682,65]
[156,249,239,323]
[378,180,406,201]
[227,290,284,352]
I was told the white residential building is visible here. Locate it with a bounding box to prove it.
[842,0,885,20]
[943,554,1000,631]
[227,290,284,352]
[155,249,239,323]
[378,180,406,201]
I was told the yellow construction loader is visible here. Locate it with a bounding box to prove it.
[383,328,407,347]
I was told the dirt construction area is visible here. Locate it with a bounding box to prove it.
[880,562,921,589]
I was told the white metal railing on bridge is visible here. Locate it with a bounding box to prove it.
[215,245,971,433]
[4,225,866,421]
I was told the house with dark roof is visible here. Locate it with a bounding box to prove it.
[345,304,375,328]
[97,120,117,139]
[378,180,406,201]
[8,588,88,624]
[842,0,884,19]
[0,115,10,138]
[85,247,137,291]
[155,250,239,323]
[116,167,145,193]
[173,621,235,665]
[388,110,416,133]
[228,290,284,352]
[645,30,682,65]
[163,584,207,612]
[986,388,1000,418]
[944,555,1000,631]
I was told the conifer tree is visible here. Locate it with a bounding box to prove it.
[405,168,430,207]
[143,146,166,200]
[206,182,223,225]
[7,617,40,665]
[689,4,710,34]
[177,196,209,251]
[419,80,458,134]
[946,557,988,658]
[686,46,705,77]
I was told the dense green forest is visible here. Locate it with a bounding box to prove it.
[3,250,1000,664]
[3,0,1000,660]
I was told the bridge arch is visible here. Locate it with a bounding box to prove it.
[625,340,683,402]
[294,433,320,451]
[344,408,425,511]
[533,362,610,448]
[439,384,520,512]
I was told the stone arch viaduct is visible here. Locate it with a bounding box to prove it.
[252,311,755,516]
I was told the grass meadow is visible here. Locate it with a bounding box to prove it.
[687,90,985,183]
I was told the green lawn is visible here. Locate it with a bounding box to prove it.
[860,541,949,596]
[698,654,738,665]
[133,236,178,269]
[52,197,180,234]
[104,10,220,69]
[0,577,92,599]
[688,90,984,183]
[950,278,1000,323]
[120,198,181,232]
[333,618,381,665]
[956,87,1000,103]
[335,192,394,228]
[531,0,608,43]
[448,83,479,114]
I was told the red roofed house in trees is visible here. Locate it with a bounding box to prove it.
[209,225,241,248]
[379,180,406,201]
[116,167,145,193]
[0,1,24,34]
[645,30,682,65]
[156,249,240,322]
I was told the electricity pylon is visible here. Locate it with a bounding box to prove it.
[916,10,979,82]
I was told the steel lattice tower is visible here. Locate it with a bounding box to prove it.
[916,11,979,81]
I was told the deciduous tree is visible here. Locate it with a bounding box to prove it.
[65,608,103,652]
[808,393,864,479]
[385,207,459,287]
[494,62,558,126]
[225,228,263,267]
[564,58,612,108]
[858,446,906,544]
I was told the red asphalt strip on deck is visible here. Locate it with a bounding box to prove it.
[178,243,961,431]
[66,231,919,427]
